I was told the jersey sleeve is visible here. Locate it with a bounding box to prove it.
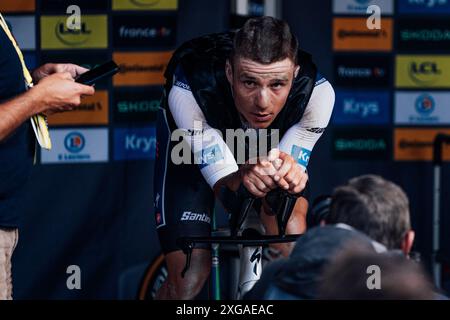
[278,73,335,171]
[167,65,239,188]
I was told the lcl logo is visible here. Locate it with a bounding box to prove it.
[411,62,441,74]
[409,61,442,85]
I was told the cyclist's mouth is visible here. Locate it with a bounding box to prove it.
[251,113,272,122]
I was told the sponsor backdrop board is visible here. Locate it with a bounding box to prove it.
[333,17,393,52]
[334,54,391,87]
[396,55,450,89]
[395,92,450,125]
[113,87,161,123]
[333,0,394,15]
[40,15,109,49]
[47,91,109,126]
[394,128,450,161]
[332,1,450,164]
[41,128,109,164]
[113,51,172,86]
[112,0,178,11]
[397,18,450,51]
[113,127,156,160]
[398,0,450,15]
[3,16,36,50]
[333,90,390,125]
[0,0,35,12]
[112,14,177,49]
[332,128,391,160]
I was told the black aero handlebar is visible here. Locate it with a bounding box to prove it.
[177,185,304,277]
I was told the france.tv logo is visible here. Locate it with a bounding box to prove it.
[415,94,435,115]
[64,132,85,153]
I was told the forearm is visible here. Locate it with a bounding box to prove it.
[0,89,41,142]
[213,170,241,197]
[168,84,239,188]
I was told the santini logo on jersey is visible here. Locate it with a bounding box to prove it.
[181,211,211,224]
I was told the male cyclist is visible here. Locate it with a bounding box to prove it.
[154,16,335,299]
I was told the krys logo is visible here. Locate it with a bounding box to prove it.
[64,132,85,153]
[415,94,435,115]
[126,134,154,152]
[114,127,156,160]
[409,61,442,85]
[344,98,379,118]
[55,19,91,46]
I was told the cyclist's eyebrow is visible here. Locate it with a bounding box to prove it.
[240,73,257,80]
[270,78,289,83]
[240,72,289,81]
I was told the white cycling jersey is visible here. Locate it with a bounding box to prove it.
[168,66,335,188]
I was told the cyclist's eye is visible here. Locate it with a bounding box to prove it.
[243,81,256,88]
[271,82,285,89]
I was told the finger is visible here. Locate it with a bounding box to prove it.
[257,172,277,189]
[274,159,292,182]
[58,64,89,78]
[54,64,68,74]
[293,172,308,194]
[288,172,302,191]
[274,175,290,190]
[255,162,277,177]
[284,168,298,184]
[248,172,271,193]
[243,178,266,198]
[73,64,89,77]
[77,83,95,96]
[272,158,282,170]
[268,148,280,162]
[59,72,74,80]
[61,104,74,110]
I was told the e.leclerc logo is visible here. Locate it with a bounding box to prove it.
[415,94,435,115]
[64,132,85,153]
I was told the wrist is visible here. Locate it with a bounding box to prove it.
[26,86,46,116]
[213,170,241,194]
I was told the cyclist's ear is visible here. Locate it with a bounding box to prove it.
[225,59,233,84]
[294,65,300,78]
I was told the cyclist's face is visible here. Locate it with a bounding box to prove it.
[226,57,299,128]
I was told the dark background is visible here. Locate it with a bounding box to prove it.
[9,0,450,299]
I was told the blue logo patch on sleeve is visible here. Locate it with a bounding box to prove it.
[196,144,224,169]
[291,145,311,167]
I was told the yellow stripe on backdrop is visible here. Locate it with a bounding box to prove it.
[112,0,178,11]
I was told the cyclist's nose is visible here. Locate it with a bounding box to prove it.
[255,88,270,111]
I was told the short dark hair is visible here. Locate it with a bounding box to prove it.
[318,248,434,300]
[231,16,298,65]
[327,175,411,250]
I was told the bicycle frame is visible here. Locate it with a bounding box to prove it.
[177,195,302,300]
